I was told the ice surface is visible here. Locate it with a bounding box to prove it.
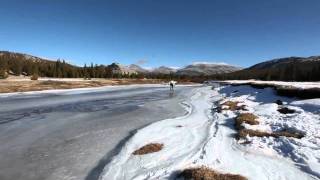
[0,85,196,180]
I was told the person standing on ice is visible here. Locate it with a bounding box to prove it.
[169,80,176,91]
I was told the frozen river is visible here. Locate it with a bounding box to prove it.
[0,85,197,180]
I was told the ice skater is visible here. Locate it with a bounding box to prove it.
[169,80,176,91]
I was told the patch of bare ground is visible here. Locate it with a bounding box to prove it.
[0,78,170,93]
[177,166,247,180]
[278,107,295,114]
[132,143,163,155]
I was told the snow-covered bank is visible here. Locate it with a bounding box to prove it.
[220,80,320,89]
[217,85,320,179]
[100,87,215,179]
[100,85,319,180]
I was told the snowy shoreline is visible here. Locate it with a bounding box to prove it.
[99,85,319,180]
[219,80,320,89]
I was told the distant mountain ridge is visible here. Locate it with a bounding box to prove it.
[215,55,320,81]
[152,66,177,74]
[1,50,320,81]
[249,56,320,70]
[0,51,53,63]
[128,64,149,73]
[0,51,241,77]
[122,63,241,76]
[177,63,242,76]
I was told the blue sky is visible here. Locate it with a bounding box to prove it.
[1,0,320,68]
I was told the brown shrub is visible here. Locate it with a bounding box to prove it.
[178,166,247,180]
[238,129,303,139]
[132,143,163,155]
[235,113,259,130]
[278,107,295,114]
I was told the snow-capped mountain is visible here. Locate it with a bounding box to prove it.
[176,63,242,76]
[128,64,149,73]
[0,51,243,76]
[152,66,177,74]
[109,64,149,74]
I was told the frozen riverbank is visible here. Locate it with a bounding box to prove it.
[100,85,319,180]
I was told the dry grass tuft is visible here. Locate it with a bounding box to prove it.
[220,101,247,112]
[235,113,259,130]
[238,129,304,139]
[177,166,247,180]
[132,143,163,155]
[274,130,304,139]
[222,101,239,110]
[234,113,303,140]
[238,129,270,138]
[278,107,295,114]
